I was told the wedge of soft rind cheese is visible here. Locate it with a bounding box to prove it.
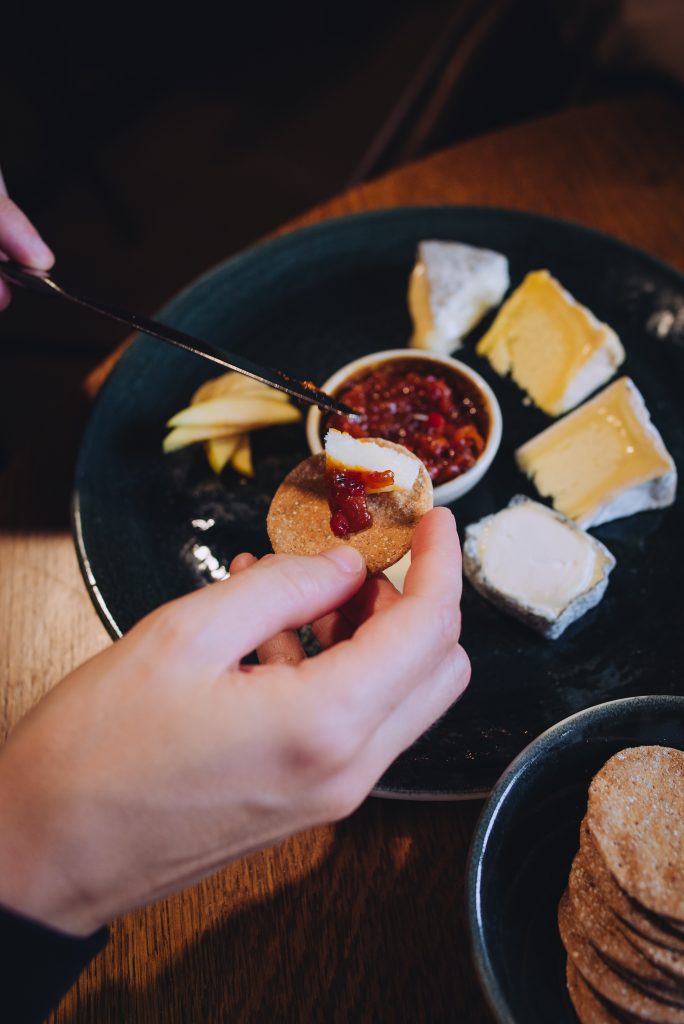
[408,240,509,353]
[516,377,677,528]
[324,428,420,492]
[463,497,616,639]
[476,270,625,416]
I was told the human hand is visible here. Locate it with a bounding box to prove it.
[0,169,54,310]
[0,507,469,936]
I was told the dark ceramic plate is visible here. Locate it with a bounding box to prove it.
[73,207,684,799]
[466,694,684,1023]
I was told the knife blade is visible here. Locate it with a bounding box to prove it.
[0,260,357,418]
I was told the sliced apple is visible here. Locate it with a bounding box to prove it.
[231,433,253,477]
[192,371,292,406]
[205,435,240,474]
[168,397,301,430]
[163,424,242,453]
[192,375,240,405]
[166,372,301,472]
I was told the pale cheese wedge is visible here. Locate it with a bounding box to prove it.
[516,377,677,528]
[408,240,509,353]
[383,551,411,592]
[463,496,616,639]
[324,429,420,492]
[476,270,625,415]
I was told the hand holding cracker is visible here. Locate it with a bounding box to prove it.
[0,509,468,936]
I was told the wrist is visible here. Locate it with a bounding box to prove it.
[0,748,107,937]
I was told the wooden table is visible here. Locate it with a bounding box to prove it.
[2,94,684,1024]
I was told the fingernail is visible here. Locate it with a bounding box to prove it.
[322,545,365,574]
[27,235,54,267]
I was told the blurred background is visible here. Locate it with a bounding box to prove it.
[1,0,683,482]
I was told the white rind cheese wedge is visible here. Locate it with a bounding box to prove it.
[463,496,616,639]
[516,377,677,528]
[324,429,420,492]
[476,270,625,416]
[408,240,509,353]
[383,551,411,593]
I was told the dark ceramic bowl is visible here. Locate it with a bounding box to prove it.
[466,695,684,1024]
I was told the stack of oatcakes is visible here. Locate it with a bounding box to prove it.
[559,746,684,1023]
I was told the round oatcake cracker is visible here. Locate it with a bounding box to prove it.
[586,747,684,924]
[558,891,684,1022]
[567,852,684,1001]
[622,916,684,985]
[267,441,433,575]
[579,821,684,956]
[566,962,622,1024]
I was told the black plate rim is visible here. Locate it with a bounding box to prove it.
[465,693,684,1024]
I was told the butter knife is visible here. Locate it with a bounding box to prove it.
[0,260,357,417]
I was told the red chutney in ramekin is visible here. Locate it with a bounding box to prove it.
[306,350,502,506]
[324,358,489,487]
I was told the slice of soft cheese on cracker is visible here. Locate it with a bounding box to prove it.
[324,428,420,491]
[408,240,509,353]
[477,270,625,415]
[516,377,677,528]
[463,496,615,639]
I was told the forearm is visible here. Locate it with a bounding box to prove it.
[0,746,59,923]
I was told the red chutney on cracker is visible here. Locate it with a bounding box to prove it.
[324,428,422,538]
[267,430,433,575]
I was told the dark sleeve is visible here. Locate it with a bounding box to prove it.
[0,903,109,1023]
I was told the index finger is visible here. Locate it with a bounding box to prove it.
[230,552,306,667]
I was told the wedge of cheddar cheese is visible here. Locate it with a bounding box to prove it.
[516,377,677,528]
[476,270,625,416]
[408,240,509,353]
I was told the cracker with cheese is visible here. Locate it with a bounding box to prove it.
[267,431,433,574]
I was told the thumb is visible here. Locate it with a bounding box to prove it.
[166,546,366,667]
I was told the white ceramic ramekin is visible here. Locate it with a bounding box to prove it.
[306,349,502,505]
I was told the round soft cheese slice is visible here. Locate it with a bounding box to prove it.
[476,502,597,618]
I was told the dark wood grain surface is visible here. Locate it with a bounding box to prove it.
[2,94,683,1024]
